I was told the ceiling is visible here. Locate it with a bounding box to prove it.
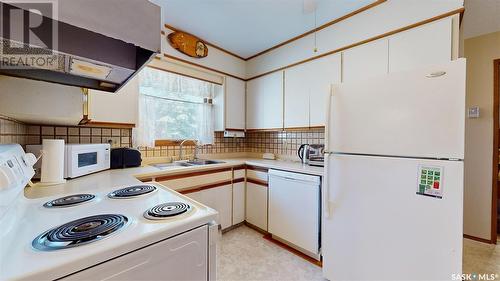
[462,0,500,39]
[152,0,378,59]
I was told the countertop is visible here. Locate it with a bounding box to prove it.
[24,158,323,199]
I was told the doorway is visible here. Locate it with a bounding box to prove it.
[492,59,500,244]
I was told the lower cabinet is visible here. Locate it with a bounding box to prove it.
[186,184,233,230]
[245,181,268,231]
[232,180,245,225]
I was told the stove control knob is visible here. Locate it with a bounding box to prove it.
[0,165,15,190]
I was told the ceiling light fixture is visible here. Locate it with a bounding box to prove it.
[303,0,318,53]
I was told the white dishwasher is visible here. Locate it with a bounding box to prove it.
[268,169,321,258]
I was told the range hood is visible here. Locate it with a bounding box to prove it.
[0,1,160,93]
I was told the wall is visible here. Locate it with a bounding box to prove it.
[162,27,246,80]
[463,31,500,241]
[246,0,463,78]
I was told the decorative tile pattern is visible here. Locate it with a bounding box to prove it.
[2,116,326,159]
[139,129,326,160]
[0,116,132,148]
[246,128,325,157]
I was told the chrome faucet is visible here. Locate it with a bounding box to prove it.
[193,141,201,160]
[178,139,190,160]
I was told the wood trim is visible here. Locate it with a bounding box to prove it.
[154,167,232,182]
[225,128,246,132]
[233,164,246,170]
[148,63,223,85]
[464,234,494,244]
[262,234,322,267]
[179,179,233,194]
[246,128,283,132]
[163,24,246,61]
[283,126,325,131]
[246,165,268,173]
[163,53,246,81]
[243,221,268,235]
[154,139,197,147]
[245,0,387,60]
[246,8,465,81]
[233,177,245,184]
[492,59,500,244]
[82,121,135,129]
[246,178,268,187]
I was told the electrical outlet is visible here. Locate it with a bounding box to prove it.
[468,106,480,118]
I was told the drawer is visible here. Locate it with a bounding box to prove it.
[246,169,268,182]
[156,169,232,191]
[233,169,245,179]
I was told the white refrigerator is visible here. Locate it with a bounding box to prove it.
[322,59,466,281]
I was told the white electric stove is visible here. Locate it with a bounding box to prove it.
[0,144,219,281]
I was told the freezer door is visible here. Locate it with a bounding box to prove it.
[328,59,465,159]
[322,154,463,281]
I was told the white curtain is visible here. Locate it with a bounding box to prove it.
[198,99,214,145]
[133,94,157,148]
[133,68,217,147]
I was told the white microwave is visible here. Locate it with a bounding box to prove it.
[65,144,110,178]
[26,143,110,179]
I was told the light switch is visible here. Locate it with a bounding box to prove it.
[468,106,480,118]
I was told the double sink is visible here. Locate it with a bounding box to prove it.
[152,159,225,170]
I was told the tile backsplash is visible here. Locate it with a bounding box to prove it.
[0,115,132,147]
[140,129,325,160]
[246,128,325,158]
[1,115,325,161]
[138,131,246,158]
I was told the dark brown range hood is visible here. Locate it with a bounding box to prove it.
[0,2,157,93]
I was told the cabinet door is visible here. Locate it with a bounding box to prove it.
[193,185,232,230]
[284,63,310,128]
[89,76,139,124]
[212,184,233,230]
[232,181,245,225]
[225,77,246,130]
[342,39,389,83]
[309,54,341,127]
[185,191,202,203]
[246,182,268,231]
[389,18,451,73]
[246,71,284,130]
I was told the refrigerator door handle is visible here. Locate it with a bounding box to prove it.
[324,85,333,153]
[323,153,331,219]
[322,85,334,219]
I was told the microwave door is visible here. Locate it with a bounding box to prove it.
[66,146,109,178]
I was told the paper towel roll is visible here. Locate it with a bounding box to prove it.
[39,139,66,186]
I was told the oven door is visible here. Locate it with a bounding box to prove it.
[65,146,110,178]
[61,225,209,281]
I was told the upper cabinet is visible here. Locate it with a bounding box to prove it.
[224,77,246,130]
[284,54,341,128]
[88,76,139,125]
[389,18,452,73]
[246,71,284,130]
[342,39,389,83]
[308,55,341,127]
[284,63,310,128]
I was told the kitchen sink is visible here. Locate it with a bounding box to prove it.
[151,159,225,170]
[184,160,225,165]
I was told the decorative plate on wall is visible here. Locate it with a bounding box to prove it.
[167,31,208,58]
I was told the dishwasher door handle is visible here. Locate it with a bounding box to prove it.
[270,175,319,185]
